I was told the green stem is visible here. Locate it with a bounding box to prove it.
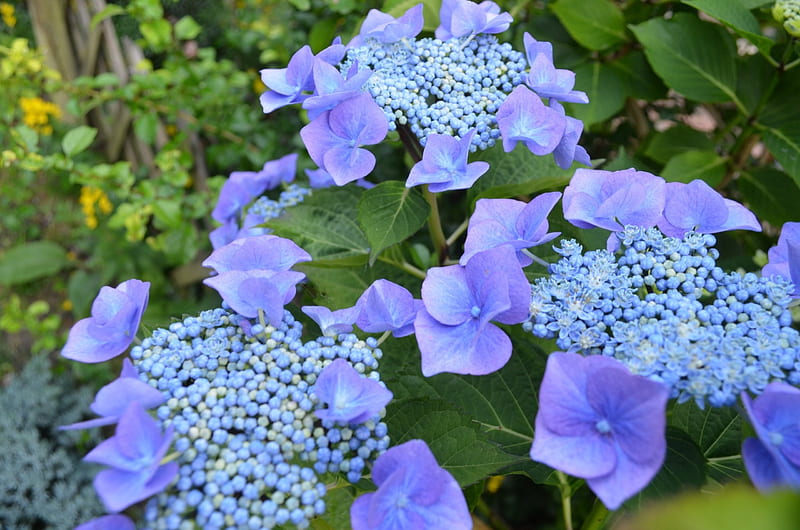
[423,185,448,263]
[376,256,427,280]
[579,499,611,530]
[445,218,469,248]
[376,330,392,346]
[557,471,574,530]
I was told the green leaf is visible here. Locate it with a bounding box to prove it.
[566,62,626,127]
[140,19,172,50]
[0,241,68,286]
[643,125,715,165]
[631,14,742,106]
[759,69,800,184]
[608,50,668,102]
[660,150,727,187]
[627,427,707,507]
[357,181,429,265]
[133,114,158,145]
[467,144,578,204]
[267,187,370,266]
[61,126,98,157]
[174,16,201,40]
[681,0,773,55]
[738,167,800,227]
[551,0,628,51]
[615,485,800,530]
[151,199,182,229]
[309,485,356,530]
[387,398,518,485]
[90,4,125,30]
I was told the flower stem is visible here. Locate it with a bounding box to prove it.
[521,248,550,269]
[423,185,449,263]
[557,471,574,530]
[579,499,610,530]
[446,218,469,247]
[376,330,392,346]
[377,256,427,280]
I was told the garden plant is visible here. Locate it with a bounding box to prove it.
[4,0,800,529]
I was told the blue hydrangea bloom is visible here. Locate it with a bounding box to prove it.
[302,60,373,120]
[415,245,530,376]
[551,100,591,168]
[302,305,359,336]
[61,359,165,430]
[658,179,761,239]
[741,382,800,492]
[84,401,178,513]
[523,32,589,105]
[350,439,471,530]
[354,279,419,337]
[61,279,150,364]
[406,129,490,191]
[204,269,306,323]
[203,234,312,274]
[313,358,393,424]
[348,4,424,47]
[496,85,566,156]
[530,352,669,509]
[460,192,562,266]
[75,514,136,530]
[300,92,389,185]
[436,0,513,40]
[763,221,800,298]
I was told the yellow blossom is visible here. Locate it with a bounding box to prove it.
[80,186,113,229]
[19,96,61,135]
[0,2,16,28]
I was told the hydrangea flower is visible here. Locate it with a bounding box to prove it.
[61,279,150,364]
[496,85,566,156]
[300,92,389,185]
[406,129,490,191]
[60,358,165,430]
[460,192,562,266]
[83,401,178,513]
[562,168,666,250]
[202,233,312,274]
[762,221,800,297]
[350,439,471,530]
[301,304,359,336]
[415,245,530,376]
[658,179,761,239]
[436,0,513,40]
[348,4,424,47]
[354,279,419,337]
[523,33,589,105]
[741,381,800,492]
[302,60,373,120]
[551,101,591,169]
[530,352,669,509]
[75,514,136,530]
[313,358,393,424]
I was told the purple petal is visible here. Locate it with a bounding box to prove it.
[93,462,178,513]
[536,352,601,437]
[354,279,417,334]
[743,437,795,492]
[314,359,393,423]
[516,191,562,245]
[497,86,566,155]
[302,305,358,335]
[323,145,377,185]
[586,441,665,509]
[75,515,136,530]
[202,234,312,273]
[328,93,388,147]
[465,245,530,325]
[421,265,473,325]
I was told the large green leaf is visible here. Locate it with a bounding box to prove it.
[266,187,370,266]
[567,62,626,127]
[309,485,356,530]
[758,69,800,184]
[643,125,715,165]
[607,50,667,102]
[0,241,68,286]
[738,167,800,227]
[631,14,742,106]
[551,0,628,51]
[357,181,429,265]
[660,150,727,187]
[682,0,773,55]
[468,144,578,204]
[387,398,518,486]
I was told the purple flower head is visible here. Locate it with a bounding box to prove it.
[61,358,165,430]
[354,279,419,337]
[75,515,136,530]
[257,152,299,190]
[300,93,389,185]
[551,101,591,170]
[305,167,375,189]
[496,85,566,156]
[525,48,589,105]
[415,245,530,376]
[523,32,554,67]
[406,129,489,192]
[530,352,669,510]
[350,439,471,530]
[61,279,150,364]
[303,60,373,120]
[301,305,359,336]
[210,218,240,249]
[657,180,761,239]
[436,0,513,40]
[83,401,178,513]
[741,382,800,492]
[313,358,393,424]
[763,221,800,297]
[562,168,666,233]
[202,234,312,274]
[461,193,562,266]
[259,42,346,114]
[204,269,305,323]
[349,4,424,47]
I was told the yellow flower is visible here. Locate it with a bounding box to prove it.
[19,96,61,135]
[80,186,114,229]
[0,2,16,28]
